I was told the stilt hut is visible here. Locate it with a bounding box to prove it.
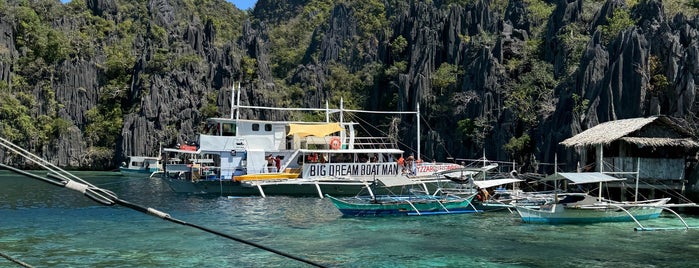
[560,116,699,196]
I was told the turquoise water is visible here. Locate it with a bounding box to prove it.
[2,171,699,267]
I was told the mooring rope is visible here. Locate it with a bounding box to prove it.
[0,138,326,267]
[0,251,33,268]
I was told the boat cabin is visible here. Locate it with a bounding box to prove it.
[122,156,161,170]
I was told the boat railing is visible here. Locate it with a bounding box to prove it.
[352,136,396,149]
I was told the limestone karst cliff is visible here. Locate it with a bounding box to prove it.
[0,0,697,197]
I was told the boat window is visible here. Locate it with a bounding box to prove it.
[204,122,217,135]
[252,124,260,131]
[221,123,236,136]
[265,124,272,131]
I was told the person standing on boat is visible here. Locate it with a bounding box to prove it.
[267,154,275,172]
[406,155,416,175]
[275,155,282,172]
[397,155,405,173]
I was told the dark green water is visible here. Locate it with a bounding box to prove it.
[1,171,699,267]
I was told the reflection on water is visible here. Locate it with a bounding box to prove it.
[2,170,699,267]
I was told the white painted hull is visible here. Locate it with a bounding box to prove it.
[516,198,670,224]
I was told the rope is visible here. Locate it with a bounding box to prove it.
[0,139,326,268]
[0,252,33,268]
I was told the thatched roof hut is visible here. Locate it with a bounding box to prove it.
[560,116,699,150]
[559,116,698,183]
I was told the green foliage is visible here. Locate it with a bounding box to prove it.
[84,105,123,148]
[200,92,220,119]
[303,0,334,27]
[149,24,168,44]
[13,4,72,64]
[471,30,497,49]
[149,48,172,73]
[350,0,388,36]
[490,0,509,15]
[571,93,589,119]
[688,0,699,10]
[325,64,364,108]
[175,53,204,70]
[432,63,460,92]
[241,56,258,82]
[105,42,136,82]
[504,134,531,157]
[598,8,636,45]
[456,118,476,138]
[505,60,557,127]
[524,0,555,26]
[390,35,407,59]
[269,0,333,77]
[661,1,699,23]
[184,0,244,46]
[648,55,670,96]
[558,23,590,75]
[443,0,475,7]
[384,60,406,78]
[0,92,38,143]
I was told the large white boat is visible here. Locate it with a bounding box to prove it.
[157,85,462,197]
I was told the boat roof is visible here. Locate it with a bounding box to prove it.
[543,172,627,184]
[298,149,404,154]
[288,123,343,137]
[127,156,160,160]
[207,117,360,126]
[163,148,402,155]
[472,178,523,189]
[163,148,202,154]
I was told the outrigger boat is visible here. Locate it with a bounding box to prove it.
[157,84,462,197]
[514,172,671,223]
[514,168,699,230]
[325,176,478,216]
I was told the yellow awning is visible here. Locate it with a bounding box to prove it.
[288,123,343,137]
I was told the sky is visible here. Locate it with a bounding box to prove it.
[228,0,257,10]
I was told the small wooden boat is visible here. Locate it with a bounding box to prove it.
[514,172,678,224]
[326,176,478,216]
[326,194,477,216]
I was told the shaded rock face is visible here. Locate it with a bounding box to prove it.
[542,0,699,168]
[87,0,118,17]
[0,17,16,83]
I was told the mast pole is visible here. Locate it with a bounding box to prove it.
[417,102,421,161]
[235,82,241,120]
[555,153,558,203]
[230,84,235,119]
[235,82,241,136]
[635,157,640,202]
[598,144,603,201]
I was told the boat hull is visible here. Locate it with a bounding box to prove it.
[159,176,447,197]
[119,167,159,176]
[515,203,666,224]
[326,195,477,216]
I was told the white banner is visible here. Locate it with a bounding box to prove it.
[415,163,461,176]
[302,162,400,178]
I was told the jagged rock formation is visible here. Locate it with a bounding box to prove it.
[0,0,697,192]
